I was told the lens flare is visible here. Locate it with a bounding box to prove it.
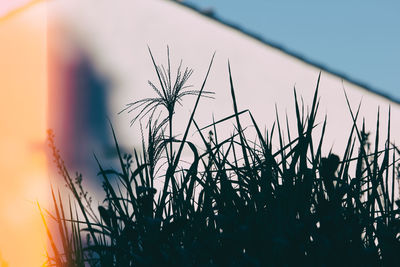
[0,1,48,266]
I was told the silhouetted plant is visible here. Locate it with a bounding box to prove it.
[43,52,400,267]
[119,47,213,163]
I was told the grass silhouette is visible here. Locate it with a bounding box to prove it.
[42,50,400,266]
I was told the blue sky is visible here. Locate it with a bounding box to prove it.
[184,0,400,101]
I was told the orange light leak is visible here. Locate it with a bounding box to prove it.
[0,2,48,266]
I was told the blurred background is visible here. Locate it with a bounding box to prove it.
[0,0,399,266]
[0,1,47,266]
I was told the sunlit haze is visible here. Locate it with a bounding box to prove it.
[0,1,48,266]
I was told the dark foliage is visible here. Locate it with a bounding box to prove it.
[42,51,400,267]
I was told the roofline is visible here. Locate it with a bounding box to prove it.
[171,0,400,105]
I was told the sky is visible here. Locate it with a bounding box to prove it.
[184,0,400,102]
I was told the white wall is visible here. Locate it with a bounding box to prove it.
[47,0,400,174]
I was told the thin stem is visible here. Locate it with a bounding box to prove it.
[169,112,173,164]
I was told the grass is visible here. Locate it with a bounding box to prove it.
[42,50,400,266]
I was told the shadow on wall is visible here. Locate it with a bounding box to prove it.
[48,47,112,187]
